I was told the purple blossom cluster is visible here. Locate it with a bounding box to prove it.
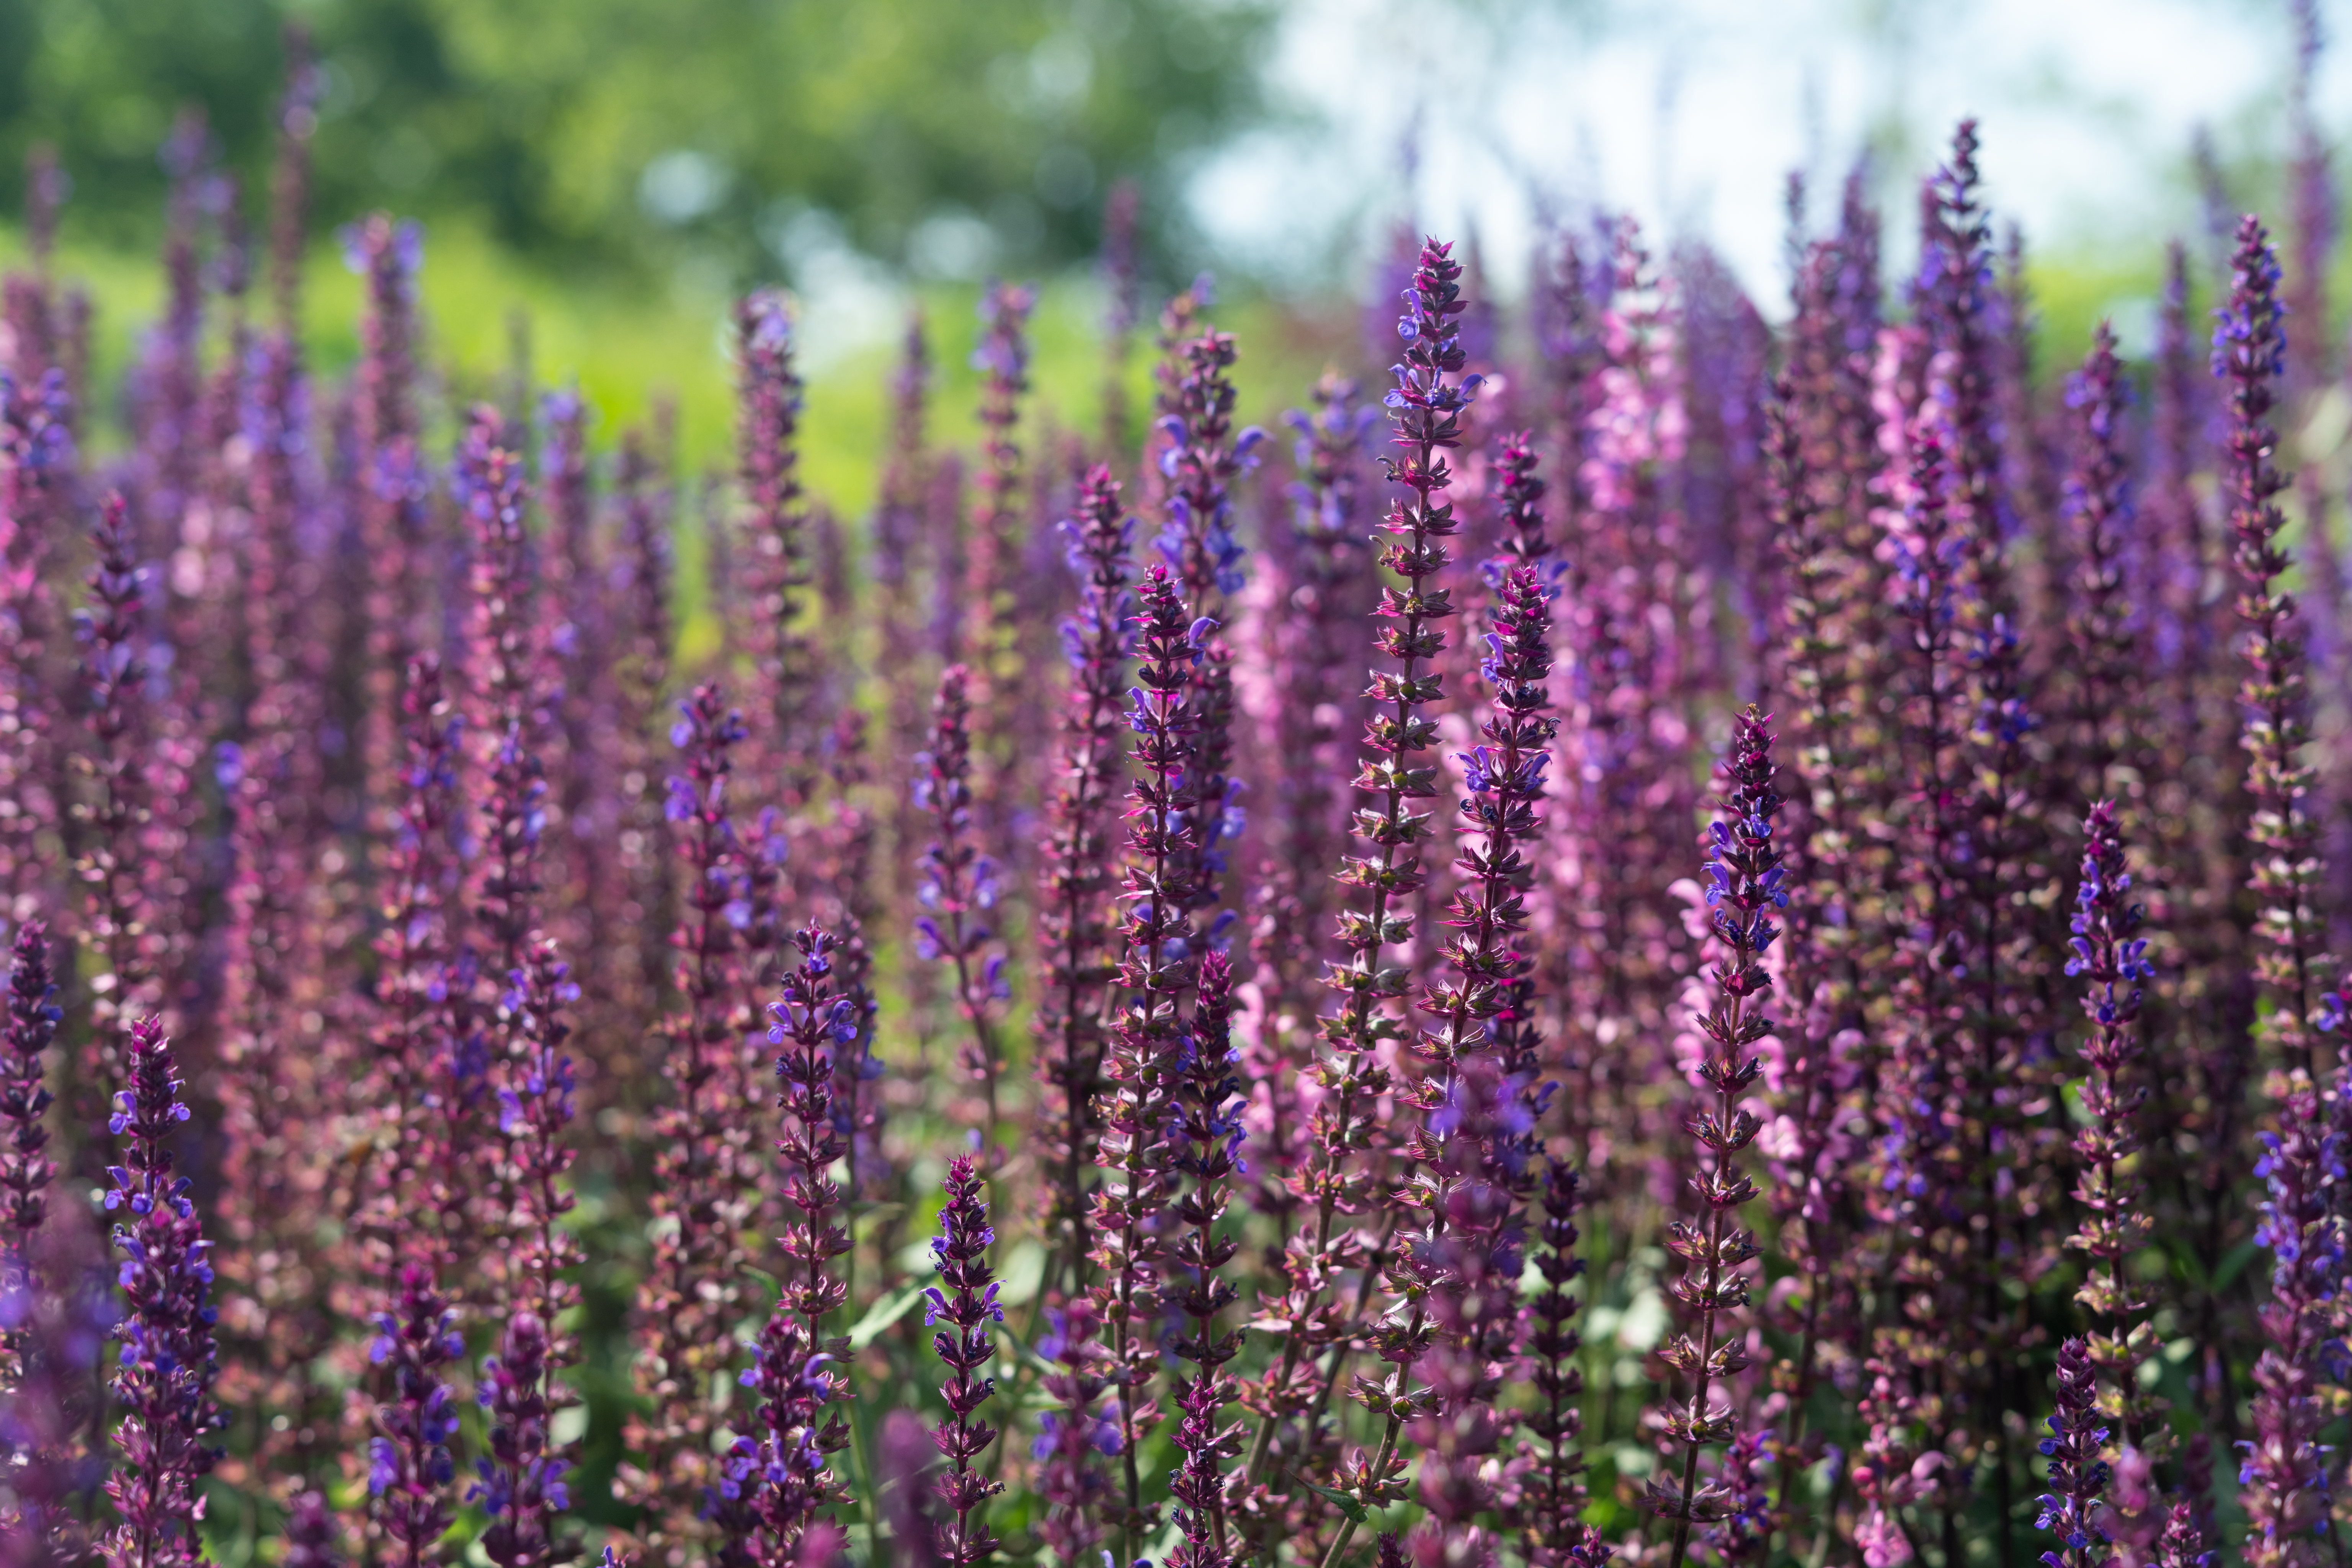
[12,64,2352,1568]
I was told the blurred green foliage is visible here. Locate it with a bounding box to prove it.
[0,0,1274,282]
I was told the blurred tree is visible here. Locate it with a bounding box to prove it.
[0,0,1273,279]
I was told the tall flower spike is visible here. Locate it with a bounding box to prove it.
[612,426,679,1039]
[2035,1339,2114,1568]
[75,492,160,1047]
[1154,282,1256,619]
[349,214,428,792]
[2215,214,2336,1080]
[1036,466,1135,1289]
[2239,1071,2341,1567]
[730,1306,846,1565]
[457,404,550,996]
[1348,448,1559,1568]
[100,1018,224,1568]
[913,665,1011,1143]
[0,922,57,1380]
[477,1310,567,1568]
[960,280,1036,747]
[1254,373,1375,1049]
[1152,289,1259,925]
[367,652,472,1276]
[1034,1299,1116,1568]
[1419,464,1555,1105]
[1648,707,1775,1566]
[1241,374,1374,1309]
[479,939,585,1568]
[1088,561,1205,1555]
[736,289,819,819]
[621,686,755,1548]
[1163,952,1245,1568]
[2063,324,2141,802]
[371,1264,464,1568]
[770,926,853,1347]
[1757,361,1869,1553]
[1396,1056,1525,1568]
[1303,237,1476,1565]
[926,1156,1005,1568]
[0,368,74,920]
[2063,802,2160,1448]
[1509,1160,1607,1568]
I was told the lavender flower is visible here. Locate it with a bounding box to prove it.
[458,404,551,993]
[0,923,57,1375]
[1508,1159,1602,1568]
[913,665,1011,1141]
[1250,375,1376,1088]
[0,368,73,920]
[349,213,428,782]
[926,1156,1005,1568]
[1152,291,1257,924]
[1089,562,1205,1551]
[2156,1502,2214,1568]
[1758,365,1869,1544]
[75,493,160,1044]
[1396,1059,1526,1568]
[1164,952,1245,1568]
[1305,237,1478,1562]
[1155,294,1254,618]
[1034,1300,1116,1567]
[624,686,755,1547]
[365,652,471,1273]
[613,425,679,1030]
[735,290,820,818]
[100,1018,224,1568]
[281,1489,344,1568]
[477,1310,567,1568]
[2034,1340,2112,1568]
[2064,801,2159,1446]
[482,940,583,1565]
[1037,466,1135,1287]
[2063,325,2141,800]
[2239,1074,2342,1567]
[960,281,1036,738]
[734,1305,847,1564]
[371,1264,464,1568]
[2215,216,2335,1077]
[1648,707,1774,1564]
[770,925,853,1344]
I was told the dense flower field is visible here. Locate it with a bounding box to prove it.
[3,44,2352,1568]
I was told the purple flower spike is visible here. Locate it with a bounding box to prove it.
[927,1155,1006,1568]
[1160,953,1245,1568]
[626,683,758,1544]
[2034,1339,2112,1568]
[1,922,59,1333]
[370,1264,462,1568]
[2215,214,2335,1078]
[98,1018,224,1568]
[1277,239,1478,1559]
[960,279,1036,699]
[1646,708,1774,1566]
[2064,801,2161,1449]
[772,923,854,1347]
[734,288,821,817]
[1036,466,1135,1284]
[913,666,1012,1142]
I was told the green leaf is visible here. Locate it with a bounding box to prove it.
[1289,1473,1369,1525]
[848,1281,929,1350]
